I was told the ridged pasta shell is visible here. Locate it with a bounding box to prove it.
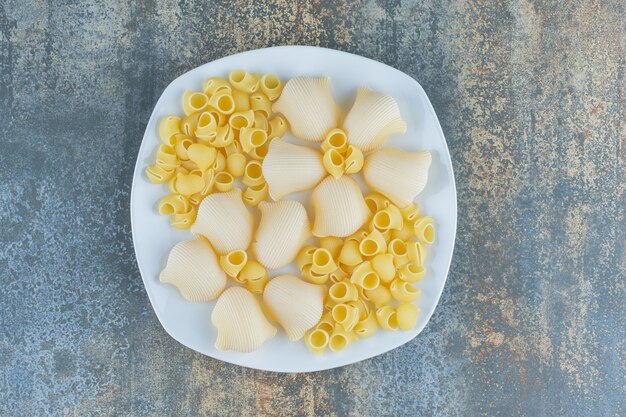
[363,148,432,207]
[272,77,340,142]
[343,86,407,152]
[311,176,370,237]
[262,139,326,200]
[263,275,325,341]
[253,201,311,269]
[159,238,226,302]
[191,189,254,255]
[211,287,276,352]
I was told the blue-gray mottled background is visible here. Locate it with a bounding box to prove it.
[0,1,624,416]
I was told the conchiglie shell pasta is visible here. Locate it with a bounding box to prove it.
[253,200,311,269]
[363,148,432,207]
[159,238,227,302]
[262,139,326,200]
[212,287,276,352]
[263,275,325,341]
[272,77,340,142]
[191,189,254,255]
[311,176,370,238]
[343,86,407,152]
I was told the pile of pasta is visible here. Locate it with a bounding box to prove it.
[150,73,435,355]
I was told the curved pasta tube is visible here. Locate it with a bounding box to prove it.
[375,306,399,331]
[173,172,205,196]
[244,264,269,294]
[400,202,420,222]
[262,139,325,200]
[252,200,311,269]
[350,261,380,291]
[253,111,268,131]
[214,171,234,192]
[239,259,267,283]
[263,275,325,341]
[396,303,420,330]
[364,193,391,214]
[297,246,317,272]
[413,216,436,245]
[159,116,181,146]
[338,239,363,267]
[328,281,358,303]
[159,238,227,302]
[219,249,248,279]
[344,145,364,174]
[181,113,200,137]
[331,303,360,332]
[302,265,329,285]
[239,127,267,154]
[173,134,194,160]
[206,108,229,128]
[272,77,340,142]
[398,263,425,282]
[363,148,432,207]
[194,111,218,141]
[328,324,356,352]
[203,77,231,95]
[363,285,392,308]
[371,205,403,231]
[316,311,335,333]
[319,236,344,260]
[371,253,396,284]
[407,240,426,265]
[191,189,254,255]
[207,90,235,115]
[322,149,345,179]
[391,223,415,241]
[187,143,217,171]
[146,164,174,184]
[305,328,329,354]
[229,70,260,93]
[328,267,348,284]
[321,128,348,153]
[213,150,227,173]
[242,160,264,187]
[250,92,272,116]
[311,176,370,238]
[267,116,288,138]
[226,152,246,177]
[211,287,276,352]
[343,86,407,152]
[209,125,235,148]
[349,298,370,321]
[354,311,378,338]
[388,238,409,267]
[358,229,387,257]
[232,90,250,112]
[247,142,269,161]
[310,248,337,275]
[229,110,255,130]
[183,90,209,116]
[260,73,284,101]
[389,278,420,302]
[170,205,197,229]
[168,167,188,193]
[158,194,190,216]
[243,182,268,206]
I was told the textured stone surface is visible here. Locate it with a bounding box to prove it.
[0,0,624,416]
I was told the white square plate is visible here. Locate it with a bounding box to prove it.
[131,46,457,372]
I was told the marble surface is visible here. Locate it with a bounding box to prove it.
[0,1,623,416]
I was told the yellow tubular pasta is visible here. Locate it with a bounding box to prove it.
[187,143,217,171]
[199,169,216,196]
[372,205,403,232]
[158,194,190,215]
[241,261,269,293]
[331,303,360,332]
[400,202,420,222]
[170,205,197,229]
[207,90,235,115]
[324,294,337,312]
[398,263,426,282]
[316,311,335,333]
[229,70,259,93]
[328,324,355,352]
[354,311,378,338]
[329,267,348,283]
[203,77,231,95]
[267,116,288,138]
[242,160,264,186]
[173,135,194,160]
[210,125,235,148]
[310,248,337,275]
[396,303,420,330]
[349,298,370,321]
[407,240,426,265]
[371,253,396,284]
[328,281,359,303]
[194,112,218,140]
[364,193,391,214]
[219,249,248,278]
[359,229,387,257]
[224,140,242,156]
[183,90,208,116]
[206,108,228,128]
[229,110,255,130]
[302,264,329,285]
[226,152,247,177]
[168,167,188,192]
[179,159,197,172]
[181,113,200,137]
[212,151,226,172]
[350,261,380,291]
[146,164,174,184]
[388,238,409,267]
[414,216,436,245]
[364,285,392,308]
[159,116,181,146]
[214,171,234,192]
[247,142,269,161]
[344,145,364,174]
[189,193,204,206]
[376,306,399,331]
[250,92,272,116]
[321,128,348,153]
[389,278,420,302]
[239,127,267,153]
[322,149,345,179]
[232,90,250,112]
[346,229,369,243]
[319,236,344,260]
[391,223,415,241]
[242,182,268,206]
[305,328,329,354]
[253,111,268,130]
[296,246,317,271]
[260,73,284,101]
[338,239,363,267]
[174,172,205,196]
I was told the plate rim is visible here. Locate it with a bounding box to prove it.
[130,45,457,372]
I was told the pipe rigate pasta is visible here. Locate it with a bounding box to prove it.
[228,110,255,130]
[156,144,177,170]
[239,260,268,288]
[242,160,265,187]
[396,303,420,331]
[331,303,360,332]
[375,306,399,331]
[388,238,409,268]
[328,324,356,352]
[350,261,380,291]
[310,248,337,275]
[211,287,276,352]
[328,281,358,303]
[170,205,197,229]
[413,216,436,245]
[146,164,174,184]
[391,223,415,242]
[226,152,247,178]
[398,263,425,282]
[344,145,364,174]
[316,311,335,333]
[406,240,426,265]
[400,202,420,222]
[210,125,235,148]
[242,183,268,206]
[203,77,231,95]
[159,238,227,302]
[182,90,208,116]
[239,127,267,154]
[181,113,199,137]
[358,229,387,257]
[208,90,235,115]
[194,112,218,140]
[260,73,284,101]
[297,246,317,271]
[214,172,235,192]
[229,70,260,93]
[364,193,391,213]
[219,249,248,279]
[247,142,269,161]
[253,111,268,131]
[250,92,272,116]
[267,115,288,138]
[173,135,194,160]
[322,149,345,179]
[342,86,407,152]
[305,328,329,354]
[338,239,363,267]
[353,311,378,338]
[321,128,348,153]
[389,278,420,302]
[319,236,343,260]
[371,205,403,231]
[158,194,190,216]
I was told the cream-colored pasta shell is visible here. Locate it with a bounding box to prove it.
[252,200,311,269]
[211,287,276,352]
[159,238,226,302]
[343,86,407,152]
[191,189,254,255]
[363,148,432,207]
[311,176,370,238]
[262,139,326,200]
[263,275,325,341]
[272,77,340,142]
